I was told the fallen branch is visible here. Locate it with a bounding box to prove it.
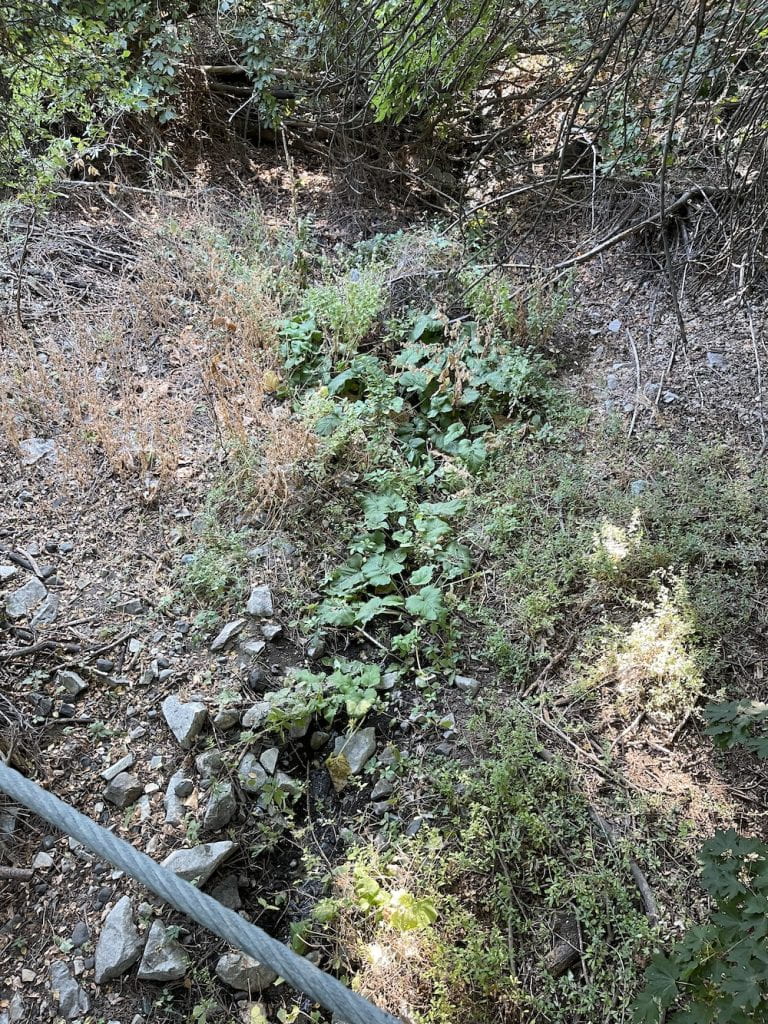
[0,865,33,881]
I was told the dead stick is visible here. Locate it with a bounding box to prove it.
[0,866,33,881]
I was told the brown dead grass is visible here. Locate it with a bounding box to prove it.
[0,196,310,510]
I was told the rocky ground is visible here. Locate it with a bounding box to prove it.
[1,170,767,1024]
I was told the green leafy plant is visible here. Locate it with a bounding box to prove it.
[634,830,768,1023]
[702,700,768,759]
[262,659,383,736]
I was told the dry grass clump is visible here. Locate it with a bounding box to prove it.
[584,579,704,721]
[0,193,309,507]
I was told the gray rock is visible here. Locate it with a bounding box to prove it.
[0,565,18,583]
[242,702,270,730]
[31,592,59,627]
[377,672,398,692]
[195,750,224,780]
[246,585,273,618]
[161,841,235,885]
[5,577,47,620]
[213,707,240,730]
[261,624,282,641]
[629,479,648,497]
[19,436,56,465]
[210,619,245,651]
[58,670,88,697]
[370,779,393,801]
[104,772,143,808]
[8,993,24,1023]
[333,729,376,775]
[136,920,189,982]
[101,754,135,781]
[274,772,301,800]
[259,747,279,775]
[162,695,207,748]
[164,772,191,825]
[209,874,242,910]
[454,675,480,697]
[32,851,54,869]
[49,961,89,1020]
[310,730,330,751]
[94,895,143,983]
[238,754,267,794]
[240,639,266,657]
[306,634,326,660]
[215,952,277,992]
[70,922,89,948]
[289,714,311,739]
[706,351,727,369]
[118,598,143,615]
[174,777,194,798]
[203,782,236,831]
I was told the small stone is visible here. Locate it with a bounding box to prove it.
[21,969,35,983]
[203,782,236,831]
[195,750,224,780]
[49,961,89,1020]
[242,702,270,730]
[246,585,273,618]
[238,754,267,794]
[248,667,268,690]
[162,841,235,885]
[405,817,423,836]
[95,658,114,672]
[209,875,242,911]
[58,703,76,719]
[100,754,135,781]
[164,772,191,825]
[70,921,90,948]
[162,695,207,748]
[57,670,88,697]
[59,541,74,554]
[31,592,59,627]
[5,577,47,620]
[259,748,279,775]
[370,779,393,801]
[211,619,245,651]
[8,993,24,1022]
[118,598,143,615]
[215,952,277,992]
[332,729,376,775]
[306,634,326,660]
[19,436,56,465]
[629,479,648,497]
[94,896,143,983]
[136,920,189,982]
[174,777,194,798]
[454,675,480,697]
[241,639,267,657]
[607,318,622,333]
[214,708,240,730]
[33,851,54,869]
[289,714,311,739]
[438,712,456,733]
[0,565,17,582]
[377,672,397,692]
[310,731,330,751]
[104,772,143,808]
[261,624,282,641]
[275,772,301,800]
[378,745,401,767]
[706,351,727,369]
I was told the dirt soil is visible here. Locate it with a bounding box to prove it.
[1,163,767,1024]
